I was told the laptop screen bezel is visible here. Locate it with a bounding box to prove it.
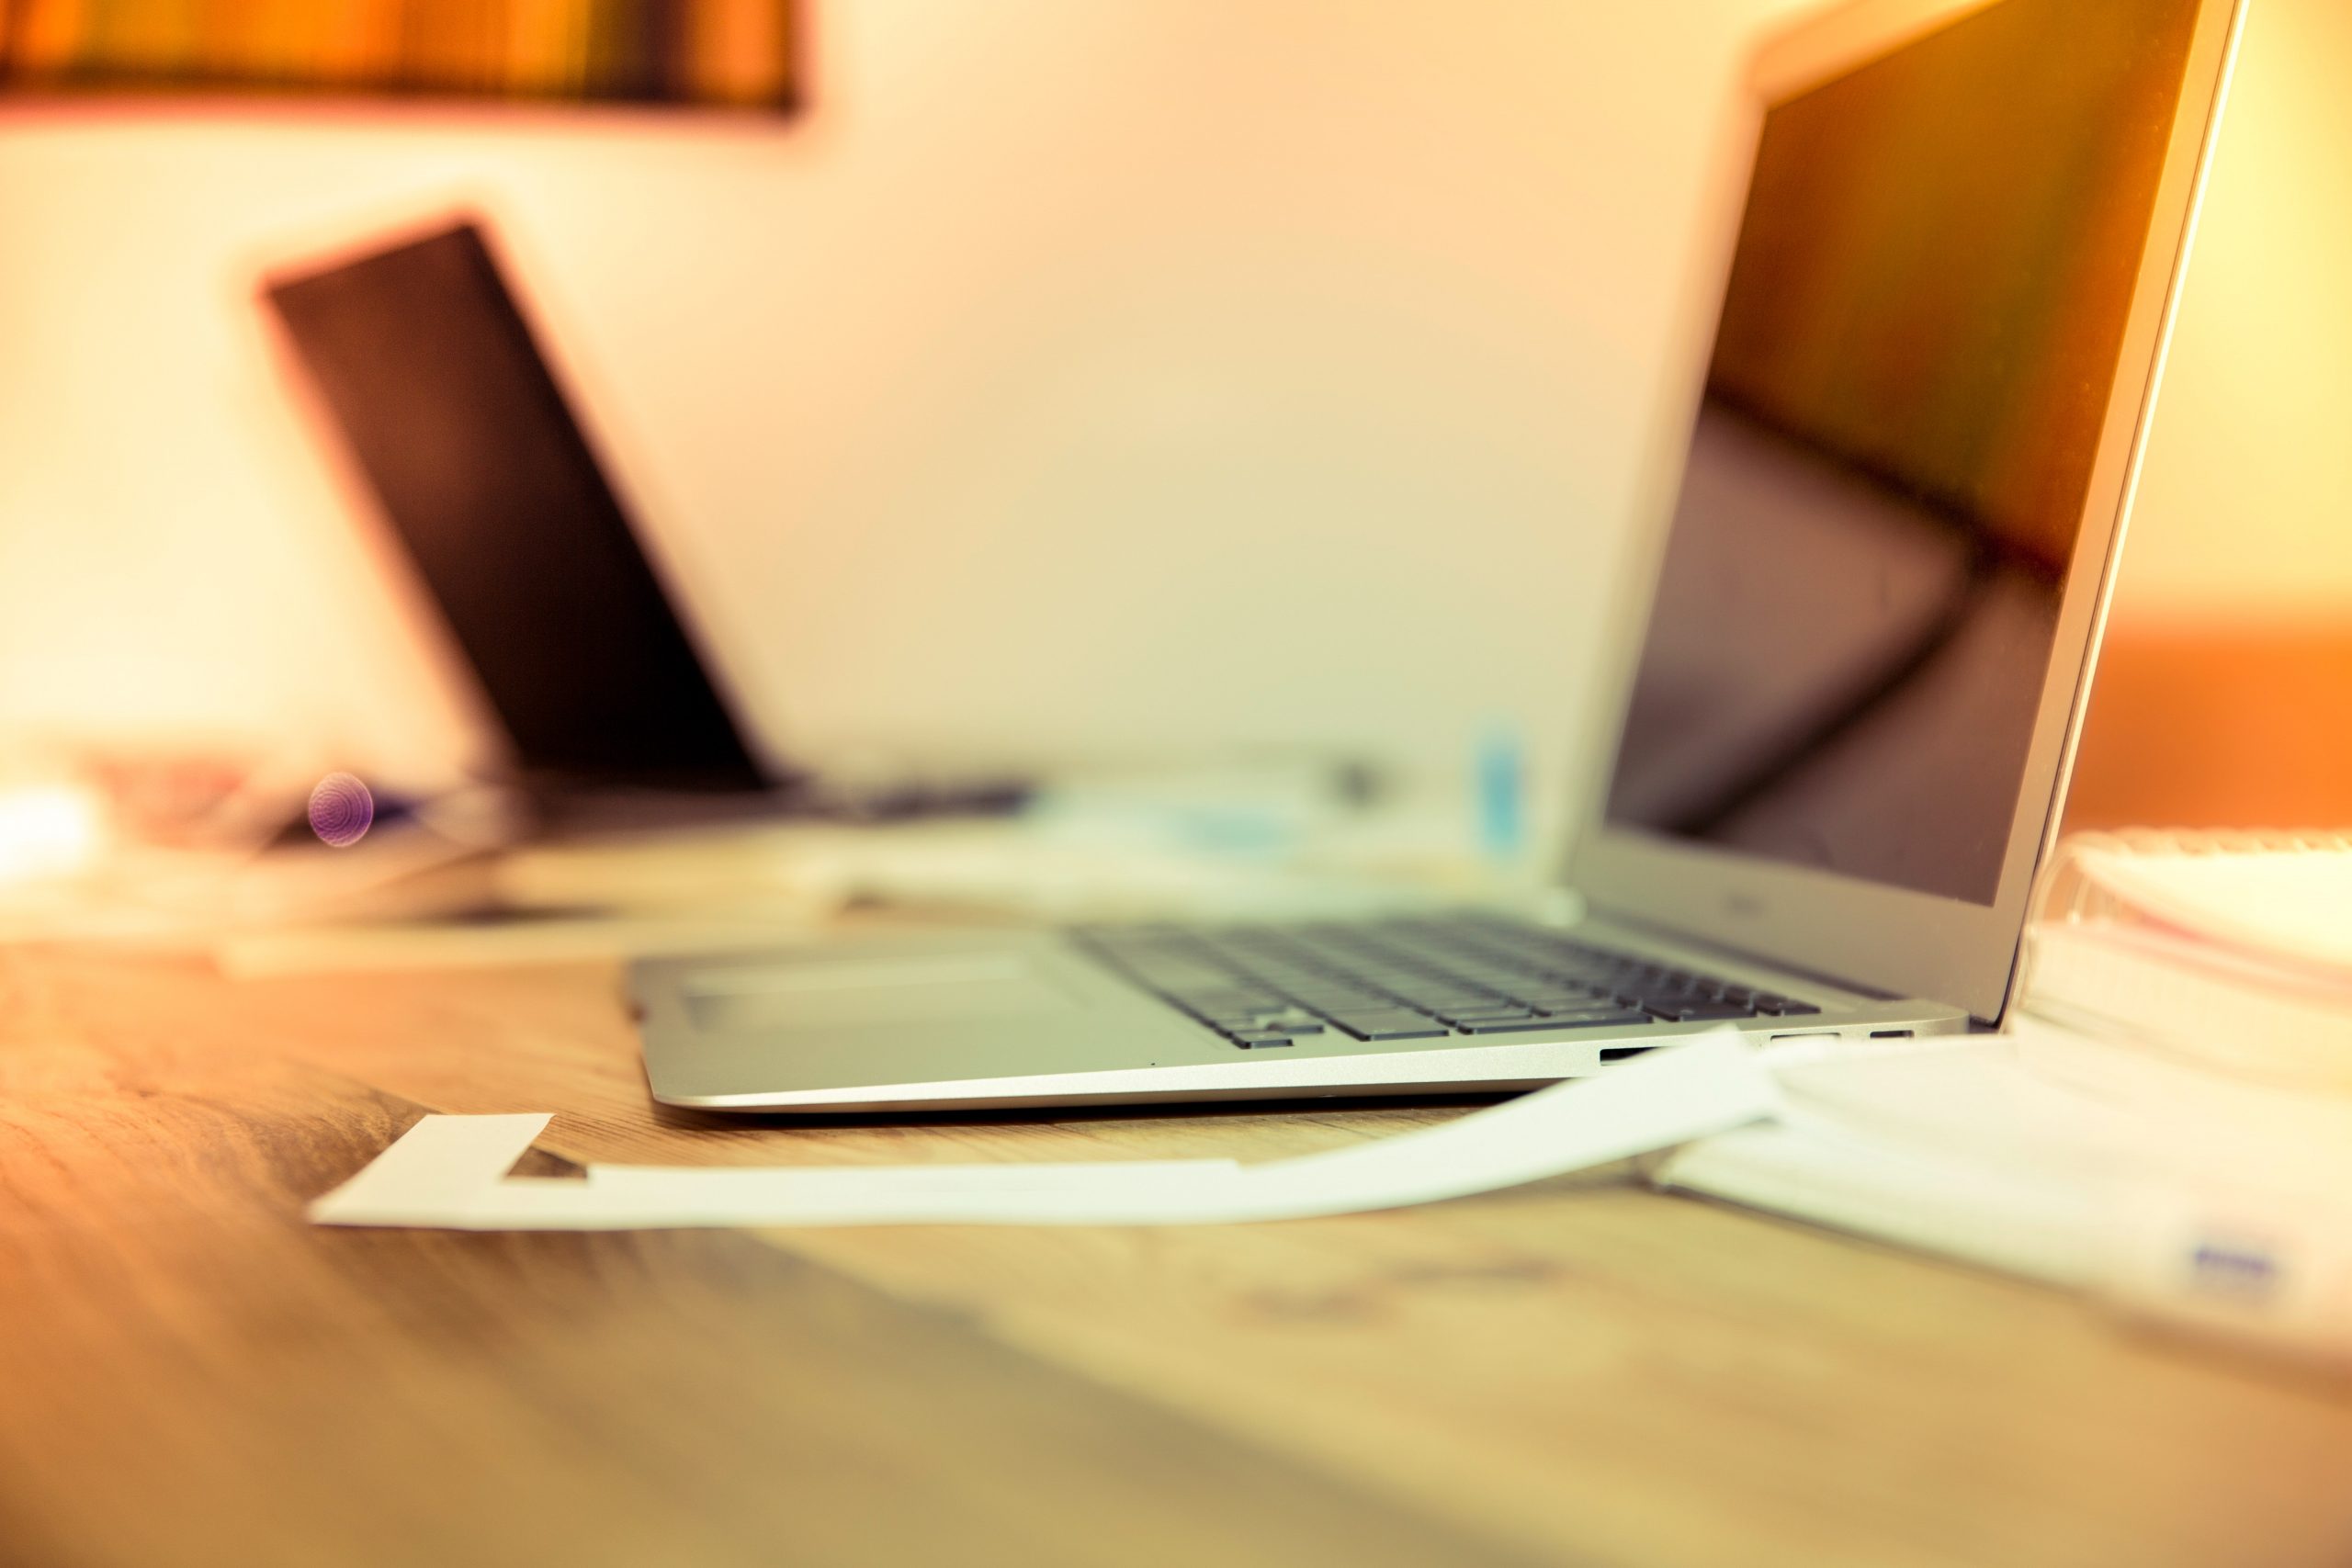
[1561,0,2247,1023]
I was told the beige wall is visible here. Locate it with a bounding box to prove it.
[2110,0,2352,626]
[0,0,2342,799]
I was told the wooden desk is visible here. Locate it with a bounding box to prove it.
[7,943,2352,1568]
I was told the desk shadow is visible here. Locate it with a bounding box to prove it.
[644,1087,1521,1135]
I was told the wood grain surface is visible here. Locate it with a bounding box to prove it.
[7,944,2352,1568]
[0,950,1532,1568]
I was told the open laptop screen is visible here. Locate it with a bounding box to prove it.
[265,221,770,795]
[1601,0,2203,907]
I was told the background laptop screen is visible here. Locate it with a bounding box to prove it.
[1602,0,2202,907]
[266,221,770,795]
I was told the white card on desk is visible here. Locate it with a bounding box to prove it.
[310,1030,1779,1231]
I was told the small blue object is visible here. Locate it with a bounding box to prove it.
[2188,1239,2279,1299]
[1477,726,1524,863]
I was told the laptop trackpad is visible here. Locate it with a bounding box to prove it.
[682,953,1084,1032]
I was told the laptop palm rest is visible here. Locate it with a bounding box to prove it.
[684,953,1083,1032]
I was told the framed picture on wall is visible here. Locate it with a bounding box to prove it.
[0,0,798,112]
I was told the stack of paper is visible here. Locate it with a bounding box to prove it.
[2022,831,2352,1090]
[1659,1023,2352,1361]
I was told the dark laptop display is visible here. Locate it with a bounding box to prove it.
[265,220,770,795]
[1603,0,2203,906]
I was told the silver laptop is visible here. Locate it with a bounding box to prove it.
[632,0,2244,1112]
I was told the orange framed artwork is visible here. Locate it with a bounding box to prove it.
[0,0,797,111]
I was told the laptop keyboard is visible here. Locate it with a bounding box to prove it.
[1073,914,1819,1050]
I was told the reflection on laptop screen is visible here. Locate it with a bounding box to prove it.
[1603,0,2202,906]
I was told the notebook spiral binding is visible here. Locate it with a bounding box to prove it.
[2032,828,2352,931]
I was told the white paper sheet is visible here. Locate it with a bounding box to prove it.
[310,1031,1779,1231]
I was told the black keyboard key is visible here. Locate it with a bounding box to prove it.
[1644,1000,1757,1022]
[1330,1018,1451,1041]
[1536,1004,1655,1024]
[1455,1009,1655,1034]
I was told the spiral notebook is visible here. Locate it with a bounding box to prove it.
[2021,830,2352,1091]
